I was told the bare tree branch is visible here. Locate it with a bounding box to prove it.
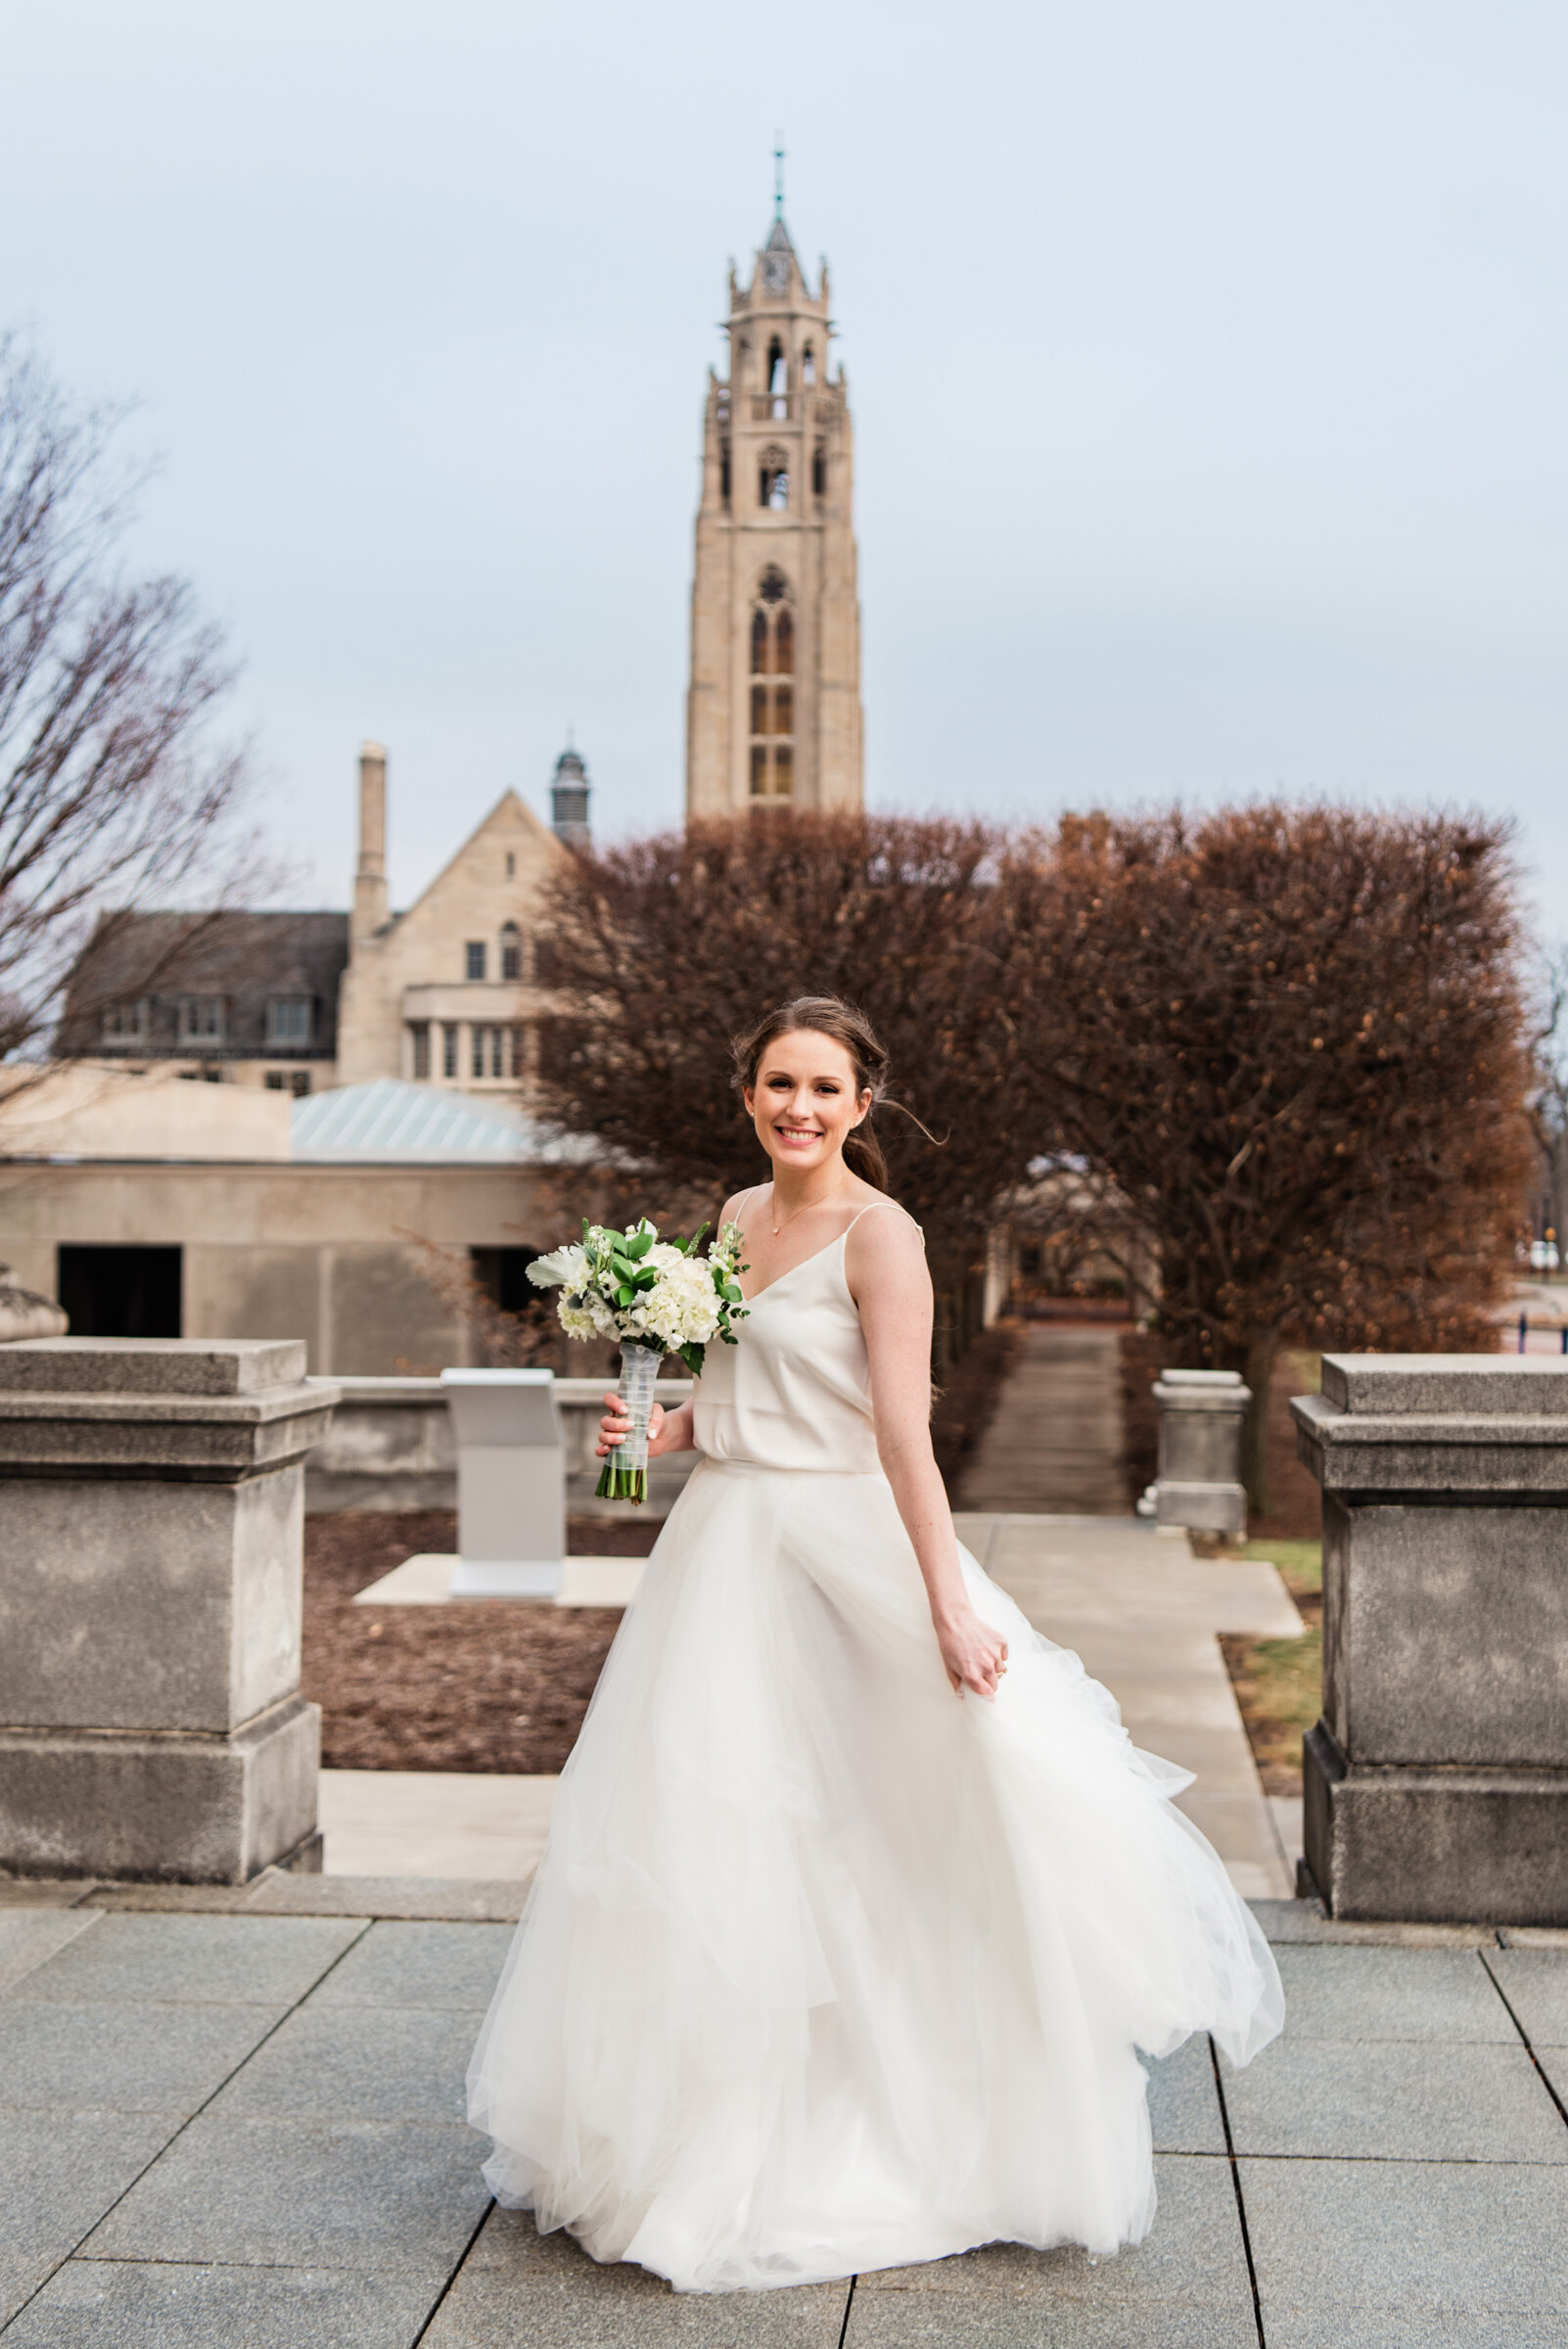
[0,335,257,1066]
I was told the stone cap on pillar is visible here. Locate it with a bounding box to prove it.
[1293,1354,1568,1496]
[0,1339,340,1481]
[1152,1369,1251,1413]
[0,1337,308,1395]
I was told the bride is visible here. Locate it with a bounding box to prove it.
[467,995,1283,2293]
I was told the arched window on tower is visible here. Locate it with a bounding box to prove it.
[767,338,787,396]
[759,447,789,510]
[802,344,816,387]
[748,577,795,804]
[719,438,731,505]
[811,443,827,499]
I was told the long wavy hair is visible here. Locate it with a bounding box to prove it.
[731,995,894,1191]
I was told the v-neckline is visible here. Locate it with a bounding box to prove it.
[738,1229,850,1309]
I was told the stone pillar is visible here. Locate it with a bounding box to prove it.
[1152,1369,1250,1535]
[0,1338,338,1884]
[1293,1354,1568,1924]
[443,1368,566,1597]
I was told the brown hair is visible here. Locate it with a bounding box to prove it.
[731,995,894,1190]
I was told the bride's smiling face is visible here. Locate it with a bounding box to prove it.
[745,1030,872,1175]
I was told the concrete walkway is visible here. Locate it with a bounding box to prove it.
[3,1877,1567,2345]
[955,1325,1129,1513]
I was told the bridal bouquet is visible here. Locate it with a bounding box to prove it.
[527,1219,748,1502]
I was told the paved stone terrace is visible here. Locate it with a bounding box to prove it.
[3,1881,1568,2345]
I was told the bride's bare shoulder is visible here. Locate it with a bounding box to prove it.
[843,1196,927,1292]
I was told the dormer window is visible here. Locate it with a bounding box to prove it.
[178,996,225,1045]
[465,942,486,982]
[500,923,522,982]
[101,999,149,1043]
[265,997,312,1047]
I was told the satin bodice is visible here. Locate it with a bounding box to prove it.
[693,1210,907,1475]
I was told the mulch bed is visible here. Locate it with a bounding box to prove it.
[303,1510,657,1776]
[306,1331,1025,1776]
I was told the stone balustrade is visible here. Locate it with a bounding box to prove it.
[0,1337,337,1883]
[1293,1354,1568,1924]
[304,1371,697,1516]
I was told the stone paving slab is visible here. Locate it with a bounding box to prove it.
[207,2004,476,2127]
[1145,2038,1226,2154]
[1271,1945,1519,2042]
[78,1873,527,1921]
[844,2157,1254,2347]
[0,2112,179,2325]
[1240,2156,1568,2339]
[1221,2038,1568,2161]
[83,2112,488,2274]
[246,1875,525,1922]
[0,1881,93,1911]
[11,1912,365,2005]
[1,2259,450,2348]
[0,1999,289,2117]
[422,2207,851,2347]
[307,1919,515,2010]
[1487,1948,1568,2044]
[1249,1898,1499,1948]
[0,1910,99,1996]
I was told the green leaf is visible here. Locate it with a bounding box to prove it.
[624,1229,654,1261]
[721,1280,743,1303]
[678,1341,706,1375]
[615,1284,635,1309]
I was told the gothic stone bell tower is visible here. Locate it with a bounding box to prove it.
[685,206,864,818]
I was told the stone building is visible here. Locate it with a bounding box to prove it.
[335,742,580,1096]
[685,207,864,818]
[60,742,589,1102]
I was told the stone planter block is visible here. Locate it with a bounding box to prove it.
[0,1338,338,1883]
[1153,1369,1250,1535]
[441,1368,566,1598]
[1292,1352,1568,1923]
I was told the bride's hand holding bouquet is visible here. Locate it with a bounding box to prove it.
[527,1217,748,1503]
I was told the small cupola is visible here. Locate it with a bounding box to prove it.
[550,746,591,852]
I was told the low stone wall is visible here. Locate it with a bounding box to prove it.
[304,1373,698,1516]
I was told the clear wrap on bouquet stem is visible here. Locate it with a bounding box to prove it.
[598,1340,663,1505]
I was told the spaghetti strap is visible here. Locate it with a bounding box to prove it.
[844,1198,924,1238]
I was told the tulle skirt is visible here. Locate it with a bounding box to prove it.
[466,1456,1283,2292]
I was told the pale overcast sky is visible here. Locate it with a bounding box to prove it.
[2,2,1563,934]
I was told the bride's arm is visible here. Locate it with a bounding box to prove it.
[596,1189,750,1463]
[851,1213,1008,1700]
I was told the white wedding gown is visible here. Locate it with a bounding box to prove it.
[467,1209,1283,2292]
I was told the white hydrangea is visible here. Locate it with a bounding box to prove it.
[625,1254,722,1348]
